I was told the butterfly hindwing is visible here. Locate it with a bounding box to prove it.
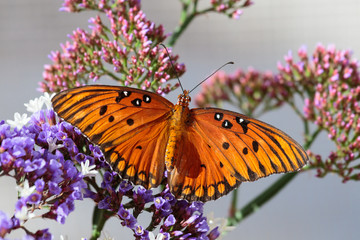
[52,85,174,188]
[190,108,308,183]
[168,127,241,201]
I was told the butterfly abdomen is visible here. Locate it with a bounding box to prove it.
[165,104,191,172]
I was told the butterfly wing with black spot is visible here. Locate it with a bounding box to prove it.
[52,85,174,189]
[168,107,308,201]
[168,126,241,202]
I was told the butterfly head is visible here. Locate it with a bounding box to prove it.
[177,90,191,107]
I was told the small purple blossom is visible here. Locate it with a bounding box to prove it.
[164,214,175,227]
[26,193,42,205]
[0,211,13,238]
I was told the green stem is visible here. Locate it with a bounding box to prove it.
[227,172,298,226]
[168,1,214,46]
[168,11,196,46]
[304,127,321,150]
[229,188,238,218]
[90,206,109,240]
[227,121,321,226]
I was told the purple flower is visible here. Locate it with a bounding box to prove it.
[26,193,42,205]
[118,205,131,220]
[24,158,46,172]
[56,202,70,224]
[134,225,144,236]
[119,180,133,193]
[98,196,111,210]
[48,181,62,195]
[34,228,52,240]
[35,179,45,192]
[154,197,165,209]
[208,227,220,240]
[0,211,13,238]
[134,186,154,205]
[164,214,175,227]
[117,205,137,229]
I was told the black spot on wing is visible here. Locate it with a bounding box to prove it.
[270,160,279,172]
[214,113,223,121]
[91,132,104,143]
[222,120,233,129]
[233,171,247,181]
[247,167,257,181]
[127,118,134,126]
[116,90,132,103]
[252,140,259,152]
[243,147,248,155]
[99,105,107,116]
[143,94,151,103]
[108,115,114,122]
[222,142,230,150]
[131,98,142,107]
[259,162,267,175]
[236,117,249,134]
[84,123,94,133]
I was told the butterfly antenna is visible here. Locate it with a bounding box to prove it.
[188,61,234,94]
[159,43,185,93]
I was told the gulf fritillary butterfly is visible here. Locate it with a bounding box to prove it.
[52,85,308,202]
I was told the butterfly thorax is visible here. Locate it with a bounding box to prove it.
[164,91,192,172]
[176,90,191,107]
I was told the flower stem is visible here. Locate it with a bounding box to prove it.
[90,206,109,240]
[227,172,298,226]
[229,188,238,218]
[168,0,216,46]
[168,4,196,46]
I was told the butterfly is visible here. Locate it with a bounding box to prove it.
[52,85,308,202]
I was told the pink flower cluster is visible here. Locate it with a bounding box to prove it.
[195,68,293,116]
[210,0,253,19]
[197,44,360,183]
[278,44,360,182]
[40,0,185,94]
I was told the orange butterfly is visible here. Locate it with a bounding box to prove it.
[52,85,308,202]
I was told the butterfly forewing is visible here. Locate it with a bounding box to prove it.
[190,108,308,183]
[52,85,174,188]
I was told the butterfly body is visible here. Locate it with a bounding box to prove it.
[52,85,308,202]
[165,90,191,172]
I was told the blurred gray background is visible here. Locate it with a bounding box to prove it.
[1,0,360,239]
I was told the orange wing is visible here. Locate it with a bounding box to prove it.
[168,108,308,201]
[52,85,174,189]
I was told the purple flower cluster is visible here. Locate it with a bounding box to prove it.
[87,169,219,239]
[0,91,223,239]
[277,44,360,182]
[195,68,293,116]
[40,0,185,94]
[0,103,105,239]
